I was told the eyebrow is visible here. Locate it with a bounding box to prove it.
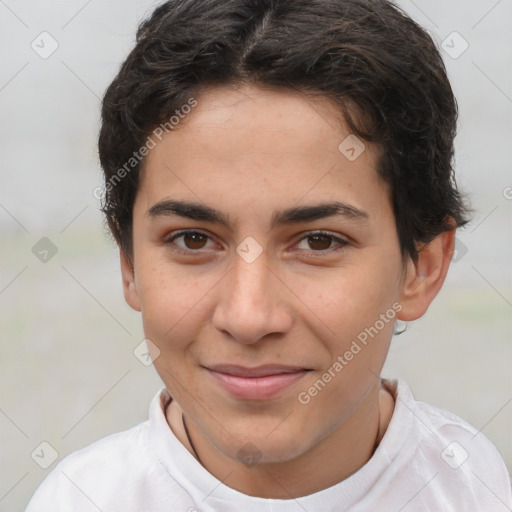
[146,199,369,229]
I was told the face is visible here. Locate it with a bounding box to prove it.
[122,84,427,465]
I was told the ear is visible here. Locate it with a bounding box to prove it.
[120,249,141,312]
[397,228,455,321]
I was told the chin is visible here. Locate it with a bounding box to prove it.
[216,428,311,467]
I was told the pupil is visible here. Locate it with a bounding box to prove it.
[309,235,331,251]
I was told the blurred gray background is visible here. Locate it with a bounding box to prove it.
[0,1,511,510]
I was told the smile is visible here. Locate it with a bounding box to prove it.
[205,364,310,400]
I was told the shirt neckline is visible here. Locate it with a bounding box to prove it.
[148,378,414,512]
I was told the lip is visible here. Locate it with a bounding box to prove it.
[205,364,310,400]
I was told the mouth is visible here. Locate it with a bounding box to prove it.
[204,364,311,400]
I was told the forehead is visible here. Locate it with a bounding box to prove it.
[136,84,390,224]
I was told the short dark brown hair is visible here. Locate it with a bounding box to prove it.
[98,0,470,263]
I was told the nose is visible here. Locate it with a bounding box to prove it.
[212,249,293,345]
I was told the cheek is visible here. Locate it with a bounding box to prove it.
[296,266,399,421]
[309,254,402,336]
[135,255,216,350]
[137,261,213,399]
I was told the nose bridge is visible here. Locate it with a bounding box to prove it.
[213,249,292,344]
[231,252,272,306]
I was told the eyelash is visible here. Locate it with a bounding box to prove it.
[163,229,349,256]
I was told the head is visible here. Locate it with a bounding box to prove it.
[98,0,469,468]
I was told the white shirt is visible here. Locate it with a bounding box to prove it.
[25,379,512,511]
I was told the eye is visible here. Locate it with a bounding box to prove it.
[164,230,217,253]
[164,229,349,257]
[294,231,348,253]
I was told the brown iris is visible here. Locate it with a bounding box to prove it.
[183,232,208,249]
[307,235,332,251]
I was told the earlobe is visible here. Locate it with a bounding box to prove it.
[397,229,455,321]
[120,249,142,312]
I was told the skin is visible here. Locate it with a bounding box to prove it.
[120,83,455,499]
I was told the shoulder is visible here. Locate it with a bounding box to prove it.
[25,388,197,512]
[62,420,150,473]
[386,379,512,508]
[413,388,506,469]
[25,422,152,512]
